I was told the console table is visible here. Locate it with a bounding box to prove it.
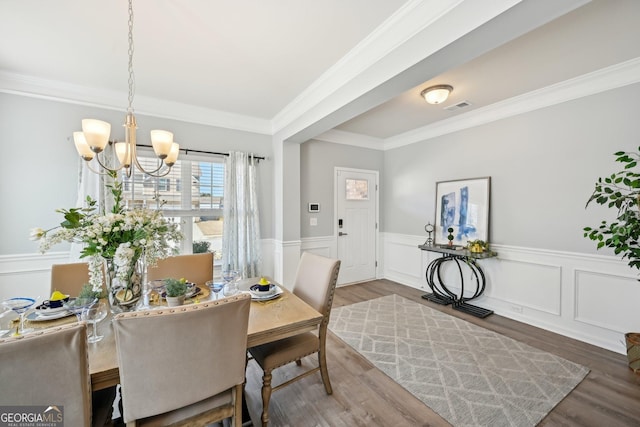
[418,244,496,318]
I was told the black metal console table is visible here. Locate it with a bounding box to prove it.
[418,245,497,318]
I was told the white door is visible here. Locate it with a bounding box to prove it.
[335,168,378,285]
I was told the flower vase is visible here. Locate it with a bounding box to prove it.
[104,255,145,314]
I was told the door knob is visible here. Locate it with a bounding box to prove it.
[338,232,348,236]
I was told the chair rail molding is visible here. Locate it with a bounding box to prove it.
[381,231,640,354]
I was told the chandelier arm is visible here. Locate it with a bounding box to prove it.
[93,152,126,174]
[84,160,118,177]
[132,155,172,177]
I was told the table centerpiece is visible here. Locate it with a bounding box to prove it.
[31,172,182,313]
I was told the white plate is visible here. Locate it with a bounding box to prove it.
[34,304,67,315]
[249,285,283,301]
[26,310,74,322]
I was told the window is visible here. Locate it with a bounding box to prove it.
[119,152,225,273]
[346,178,369,200]
[158,178,170,192]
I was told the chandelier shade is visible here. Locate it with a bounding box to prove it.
[81,119,111,153]
[73,132,95,161]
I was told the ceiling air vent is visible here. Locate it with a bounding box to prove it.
[444,100,472,112]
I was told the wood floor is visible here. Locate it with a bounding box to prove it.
[243,279,640,427]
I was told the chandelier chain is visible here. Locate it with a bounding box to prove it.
[127,0,135,113]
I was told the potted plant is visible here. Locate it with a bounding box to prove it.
[584,148,640,373]
[164,278,188,307]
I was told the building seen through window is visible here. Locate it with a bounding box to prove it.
[120,154,224,275]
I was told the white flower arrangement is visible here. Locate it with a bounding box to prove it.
[32,173,182,292]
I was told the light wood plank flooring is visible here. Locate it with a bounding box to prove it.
[243,279,640,426]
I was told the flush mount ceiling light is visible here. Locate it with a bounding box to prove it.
[420,85,453,105]
[73,0,178,178]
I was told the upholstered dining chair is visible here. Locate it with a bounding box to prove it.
[248,252,341,426]
[147,252,214,288]
[50,261,92,296]
[113,294,251,426]
[0,323,113,427]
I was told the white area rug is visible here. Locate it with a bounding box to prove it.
[329,294,589,427]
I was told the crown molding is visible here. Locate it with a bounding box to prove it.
[0,71,272,135]
[313,129,385,150]
[383,57,640,150]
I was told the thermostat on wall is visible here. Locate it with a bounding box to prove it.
[308,203,320,212]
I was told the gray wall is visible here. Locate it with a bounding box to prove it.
[300,139,384,237]
[383,83,640,254]
[0,93,274,255]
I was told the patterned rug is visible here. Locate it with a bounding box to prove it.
[329,294,589,427]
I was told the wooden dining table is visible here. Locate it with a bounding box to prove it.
[88,278,322,391]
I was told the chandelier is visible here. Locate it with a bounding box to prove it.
[72,0,178,178]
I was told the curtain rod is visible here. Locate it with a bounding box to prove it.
[136,143,266,161]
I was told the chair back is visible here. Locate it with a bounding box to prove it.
[292,252,341,322]
[147,252,214,288]
[0,323,92,426]
[51,262,91,296]
[113,294,251,423]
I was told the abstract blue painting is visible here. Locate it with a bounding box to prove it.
[434,177,490,246]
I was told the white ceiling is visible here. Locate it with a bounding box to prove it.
[1,0,639,146]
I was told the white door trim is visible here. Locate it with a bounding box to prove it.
[334,167,379,285]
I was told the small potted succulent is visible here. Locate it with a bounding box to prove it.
[164,278,188,307]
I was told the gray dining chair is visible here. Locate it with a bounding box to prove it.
[113,294,251,426]
[0,323,114,426]
[147,252,214,288]
[248,252,341,426]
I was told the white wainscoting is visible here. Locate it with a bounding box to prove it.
[6,235,637,354]
[300,236,336,258]
[382,232,640,355]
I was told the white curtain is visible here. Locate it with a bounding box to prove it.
[222,151,262,278]
[69,145,115,260]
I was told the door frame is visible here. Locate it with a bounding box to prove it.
[334,166,380,285]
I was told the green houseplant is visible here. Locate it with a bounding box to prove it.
[164,278,188,307]
[584,149,640,269]
[584,148,640,373]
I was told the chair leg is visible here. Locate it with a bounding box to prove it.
[261,369,273,427]
[318,341,333,395]
[233,383,243,427]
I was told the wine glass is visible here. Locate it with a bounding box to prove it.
[222,269,239,296]
[206,280,224,300]
[1,297,36,336]
[63,297,97,323]
[83,301,108,343]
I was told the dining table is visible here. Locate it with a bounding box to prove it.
[87,277,322,391]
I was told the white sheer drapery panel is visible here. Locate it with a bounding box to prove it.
[69,144,116,261]
[222,151,262,278]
